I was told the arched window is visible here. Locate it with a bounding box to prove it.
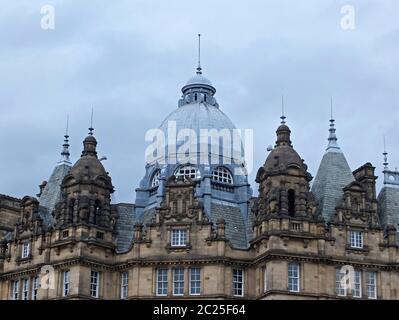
[175,165,200,180]
[212,167,233,184]
[151,170,161,187]
[93,200,101,224]
[288,189,295,216]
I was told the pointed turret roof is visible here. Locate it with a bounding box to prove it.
[312,114,354,222]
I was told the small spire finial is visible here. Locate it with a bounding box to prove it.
[326,97,341,152]
[89,107,94,135]
[196,34,202,75]
[280,95,286,124]
[383,135,389,170]
[59,115,71,164]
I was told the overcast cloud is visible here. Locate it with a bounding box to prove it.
[0,0,398,203]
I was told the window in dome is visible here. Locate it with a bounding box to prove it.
[212,167,233,184]
[175,165,200,180]
[151,170,161,187]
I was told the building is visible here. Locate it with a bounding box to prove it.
[0,56,398,300]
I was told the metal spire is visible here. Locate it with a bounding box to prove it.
[383,135,389,170]
[326,97,340,152]
[59,115,71,164]
[196,34,202,75]
[280,95,286,124]
[89,107,94,135]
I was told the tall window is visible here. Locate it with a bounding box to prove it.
[353,270,362,298]
[156,268,168,296]
[171,229,187,247]
[263,267,268,292]
[173,268,184,296]
[212,167,233,184]
[90,271,100,298]
[288,190,295,216]
[22,278,29,300]
[151,170,161,188]
[22,242,30,259]
[63,270,70,296]
[32,276,39,300]
[120,272,129,299]
[189,268,201,295]
[335,268,346,296]
[350,231,363,248]
[288,263,300,292]
[232,269,244,297]
[366,271,377,299]
[174,165,200,180]
[12,280,19,300]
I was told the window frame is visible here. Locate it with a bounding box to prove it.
[174,165,200,180]
[156,268,168,297]
[349,230,363,249]
[212,167,233,185]
[189,267,201,296]
[120,272,129,299]
[32,276,39,300]
[22,278,29,300]
[12,280,19,300]
[232,269,244,297]
[366,271,377,299]
[335,268,347,297]
[90,271,100,298]
[171,229,187,247]
[151,170,161,188]
[21,242,30,259]
[173,268,185,296]
[288,263,300,293]
[63,270,70,297]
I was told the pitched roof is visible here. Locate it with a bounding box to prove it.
[312,150,354,222]
[378,186,399,229]
[115,203,136,253]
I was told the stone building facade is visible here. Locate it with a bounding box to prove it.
[1,61,399,300]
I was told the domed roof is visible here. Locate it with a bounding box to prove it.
[185,74,213,87]
[264,145,306,173]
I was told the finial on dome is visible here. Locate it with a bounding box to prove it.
[59,115,71,165]
[280,95,286,124]
[326,97,340,152]
[89,107,94,135]
[196,34,202,75]
[383,135,389,170]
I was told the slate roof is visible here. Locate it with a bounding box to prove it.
[114,203,136,253]
[211,200,248,249]
[378,186,399,229]
[312,150,354,222]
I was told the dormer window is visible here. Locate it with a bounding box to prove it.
[21,242,30,259]
[212,167,233,184]
[350,231,363,248]
[171,229,187,247]
[151,170,161,187]
[175,165,200,180]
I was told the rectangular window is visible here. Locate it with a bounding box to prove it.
[32,276,39,300]
[12,280,19,300]
[189,268,201,295]
[156,268,168,296]
[366,271,377,299]
[350,231,363,248]
[90,271,100,298]
[22,278,29,300]
[264,267,268,292]
[120,272,129,299]
[288,263,300,292]
[63,270,70,296]
[233,269,244,297]
[171,229,187,247]
[353,270,362,298]
[335,268,346,296]
[173,268,184,296]
[22,242,30,258]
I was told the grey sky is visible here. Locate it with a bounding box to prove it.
[0,0,398,203]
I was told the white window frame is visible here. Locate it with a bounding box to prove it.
[189,268,201,296]
[171,229,187,247]
[349,231,363,249]
[90,271,100,298]
[288,263,300,292]
[173,268,185,296]
[12,280,19,300]
[22,278,29,300]
[353,270,362,298]
[366,271,377,299]
[335,268,346,296]
[22,242,30,259]
[151,170,161,188]
[32,276,39,300]
[63,270,70,297]
[212,167,233,184]
[156,268,168,296]
[264,267,268,292]
[120,272,129,299]
[174,165,200,180]
[232,269,244,297]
